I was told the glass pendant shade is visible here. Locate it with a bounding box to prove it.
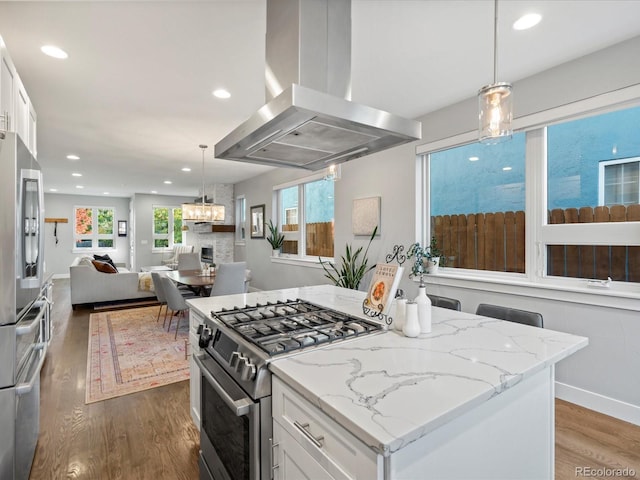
[478,82,513,143]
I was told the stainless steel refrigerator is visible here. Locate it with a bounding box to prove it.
[0,131,48,480]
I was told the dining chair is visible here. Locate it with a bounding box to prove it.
[151,272,169,325]
[177,252,201,271]
[476,303,544,328]
[210,262,247,296]
[427,294,461,311]
[161,276,190,339]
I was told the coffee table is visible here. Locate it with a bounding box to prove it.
[140,265,172,272]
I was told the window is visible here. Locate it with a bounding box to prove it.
[274,176,334,260]
[152,206,183,250]
[428,133,526,273]
[599,158,639,206]
[236,196,246,243]
[74,206,115,250]
[422,101,640,287]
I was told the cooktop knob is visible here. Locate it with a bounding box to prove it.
[198,327,212,348]
[239,358,256,382]
[229,351,243,369]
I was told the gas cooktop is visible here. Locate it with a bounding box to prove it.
[211,299,385,356]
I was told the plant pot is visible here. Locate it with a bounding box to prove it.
[426,257,440,274]
[272,249,281,257]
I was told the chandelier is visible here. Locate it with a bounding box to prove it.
[181,145,225,222]
[478,0,513,143]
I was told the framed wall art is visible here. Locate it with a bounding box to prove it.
[250,204,265,239]
[352,196,380,235]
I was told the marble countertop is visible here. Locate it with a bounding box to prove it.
[188,285,588,456]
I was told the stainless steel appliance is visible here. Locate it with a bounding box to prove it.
[0,131,47,480]
[194,299,385,480]
[214,0,421,170]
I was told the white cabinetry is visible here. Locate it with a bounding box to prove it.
[189,309,204,430]
[272,376,381,480]
[0,35,37,156]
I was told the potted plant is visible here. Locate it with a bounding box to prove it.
[319,226,377,290]
[266,219,285,256]
[425,236,444,273]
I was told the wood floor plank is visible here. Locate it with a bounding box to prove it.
[31,279,640,479]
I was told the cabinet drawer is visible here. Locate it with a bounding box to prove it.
[272,376,380,480]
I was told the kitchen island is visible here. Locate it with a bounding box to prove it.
[187,285,587,479]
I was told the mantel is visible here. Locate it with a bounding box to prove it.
[192,223,235,234]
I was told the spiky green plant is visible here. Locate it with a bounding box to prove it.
[265,219,285,249]
[319,226,378,290]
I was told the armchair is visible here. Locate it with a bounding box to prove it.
[161,245,194,269]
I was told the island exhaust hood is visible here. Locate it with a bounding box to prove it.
[214,0,422,170]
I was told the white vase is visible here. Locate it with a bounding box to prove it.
[394,298,407,332]
[414,285,432,333]
[403,302,420,338]
[272,249,280,257]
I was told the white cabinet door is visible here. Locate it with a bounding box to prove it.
[28,101,37,156]
[15,76,29,143]
[273,421,336,480]
[0,45,15,131]
[189,310,205,429]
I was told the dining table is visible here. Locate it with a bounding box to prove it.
[166,269,215,296]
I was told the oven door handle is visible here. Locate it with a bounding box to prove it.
[194,353,253,417]
[16,305,47,336]
[16,343,47,396]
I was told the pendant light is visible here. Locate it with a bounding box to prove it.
[181,145,225,222]
[478,0,513,143]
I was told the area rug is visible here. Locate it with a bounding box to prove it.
[86,306,190,404]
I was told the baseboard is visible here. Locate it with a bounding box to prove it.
[555,381,640,426]
[53,273,70,279]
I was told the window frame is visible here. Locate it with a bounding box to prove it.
[272,172,334,266]
[598,157,640,206]
[416,85,640,303]
[72,205,116,252]
[151,205,184,253]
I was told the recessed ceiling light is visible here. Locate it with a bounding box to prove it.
[151,190,158,194]
[163,180,172,184]
[41,45,68,59]
[76,185,84,189]
[502,166,512,171]
[513,13,542,31]
[49,188,58,192]
[469,156,479,161]
[213,89,231,99]
[71,172,82,177]
[181,167,191,172]
[67,154,80,160]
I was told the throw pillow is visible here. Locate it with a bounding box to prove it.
[92,259,117,274]
[93,254,118,272]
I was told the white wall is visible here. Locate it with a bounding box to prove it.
[234,35,640,424]
[43,193,131,276]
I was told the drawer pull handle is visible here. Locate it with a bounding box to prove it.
[294,421,324,449]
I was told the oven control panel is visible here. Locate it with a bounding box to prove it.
[198,325,258,382]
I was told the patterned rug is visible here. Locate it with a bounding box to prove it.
[86,306,190,404]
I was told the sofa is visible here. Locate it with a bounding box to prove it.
[70,256,156,308]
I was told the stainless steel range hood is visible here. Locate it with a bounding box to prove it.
[214,0,422,170]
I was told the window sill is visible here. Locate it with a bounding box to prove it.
[270,255,326,269]
[424,269,640,312]
[72,248,116,255]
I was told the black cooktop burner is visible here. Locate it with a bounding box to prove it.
[211,299,384,356]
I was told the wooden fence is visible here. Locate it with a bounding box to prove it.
[281,221,334,257]
[432,204,640,282]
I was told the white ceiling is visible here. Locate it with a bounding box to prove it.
[1,0,640,198]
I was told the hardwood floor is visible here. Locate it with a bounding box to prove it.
[31,279,640,479]
[30,279,199,480]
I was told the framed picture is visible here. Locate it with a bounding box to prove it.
[250,204,265,239]
[352,196,380,235]
[117,220,127,237]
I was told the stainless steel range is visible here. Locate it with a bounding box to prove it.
[194,298,385,480]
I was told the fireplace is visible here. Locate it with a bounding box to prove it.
[201,245,214,264]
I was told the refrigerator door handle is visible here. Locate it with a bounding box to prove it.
[15,306,46,336]
[16,343,46,396]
